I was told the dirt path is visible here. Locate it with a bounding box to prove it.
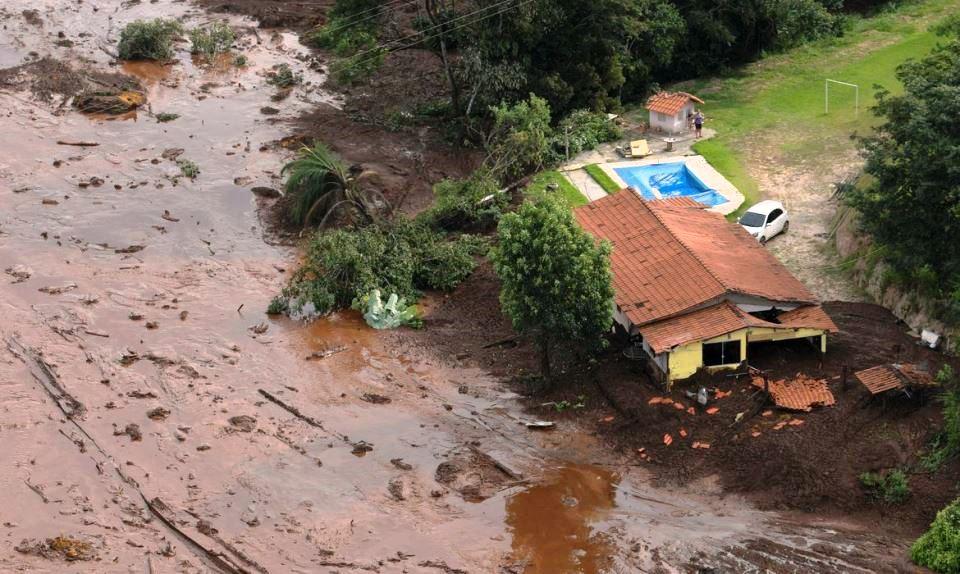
[742,133,866,302]
[0,2,915,573]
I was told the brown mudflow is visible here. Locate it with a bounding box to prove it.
[0,2,946,573]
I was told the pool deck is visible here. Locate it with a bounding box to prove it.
[597,155,745,216]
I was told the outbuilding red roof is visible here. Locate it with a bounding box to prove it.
[645,92,704,116]
[574,191,818,328]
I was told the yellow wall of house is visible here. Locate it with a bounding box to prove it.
[668,330,747,382]
[666,327,827,384]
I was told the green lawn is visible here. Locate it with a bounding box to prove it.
[584,164,621,194]
[676,0,952,218]
[527,170,588,207]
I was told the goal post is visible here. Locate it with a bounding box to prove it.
[825,79,859,116]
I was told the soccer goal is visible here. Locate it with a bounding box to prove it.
[825,79,859,116]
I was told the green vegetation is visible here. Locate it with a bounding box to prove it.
[117,19,183,61]
[419,171,505,231]
[356,289,421,329]
[305,0,385,83]
[266,64,302,88]
[859,469,911,503]
[155,112,179,123]
[556,110,623,160]
[673,0,952,217]
[584,165,620,195]
[846,21,960,322]
[526,171,586,207]
[491,197,614,378]
[177,159,200,179]
[272,219,484,319]
[189,21,235,59]
[233,54,248,67]
[282,143,385,229]
[485,95,554,181]
[924,365,960,471]
[912,497,960,573]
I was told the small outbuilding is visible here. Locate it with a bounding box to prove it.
[645,91,703,134]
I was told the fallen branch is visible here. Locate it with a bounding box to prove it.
[56,140,100,147]
[6,336,85,418]
[258,388,348,442]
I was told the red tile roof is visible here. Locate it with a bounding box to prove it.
[638,301,835,353]
[855,363,937,395]
[646,92,704,116]
[575,191,726,326]
[752,374,835,411]
[574,191,818,329]
[778,305,838,333]
[647,196,706,209]
[649,201,817,305]
[639,302,764,353]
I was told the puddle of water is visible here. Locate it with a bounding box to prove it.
[506,464,619,573]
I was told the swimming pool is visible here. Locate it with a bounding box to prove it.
[613,162,729,207]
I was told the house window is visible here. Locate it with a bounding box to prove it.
[702,340,741,366]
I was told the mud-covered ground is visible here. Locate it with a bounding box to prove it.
[0,1,947,573]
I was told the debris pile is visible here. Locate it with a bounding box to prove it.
[855,363,937,395]
[752,374,835,412]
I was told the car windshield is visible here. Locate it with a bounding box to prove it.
[739,212,766,227]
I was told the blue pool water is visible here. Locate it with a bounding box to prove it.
[613,162,728,207]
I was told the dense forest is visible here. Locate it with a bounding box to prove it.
[315,0,889,120]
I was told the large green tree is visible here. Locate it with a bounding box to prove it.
[491,197,614,378]
[848,23,960,315]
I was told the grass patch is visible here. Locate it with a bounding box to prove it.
[155,112,179,123]
[584,164,620,195]
[675,0,952,217]
[527,170,587,208]
[266,64,302,88]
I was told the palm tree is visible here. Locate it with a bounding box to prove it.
[281,143,387,229]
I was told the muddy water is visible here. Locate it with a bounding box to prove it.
[0,2,911,573]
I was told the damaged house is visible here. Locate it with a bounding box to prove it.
[574,192,838,385]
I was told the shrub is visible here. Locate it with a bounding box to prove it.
[305,0,385,84]
[419,170,505,231]
[859,469,911,503]
[155,112,179,123]
[267,64,302,88]
[117,19,183,61]
[177,159,200,179]
[555,110,623,159]
[189,21,235,59]
[912,498,960,573]
[275,219,483,319]
[233,54,248,67]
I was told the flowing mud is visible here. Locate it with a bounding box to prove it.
[0,2,918,573]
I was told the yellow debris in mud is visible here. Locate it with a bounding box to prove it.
[117,91,145,107]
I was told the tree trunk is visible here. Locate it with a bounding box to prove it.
[539,335,552,380]
[425,0,462,117]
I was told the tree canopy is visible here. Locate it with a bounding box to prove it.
[491,197,614,378]
[847,24,960,319]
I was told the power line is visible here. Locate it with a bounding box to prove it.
[333,0,535,74]
[317,0,421,38]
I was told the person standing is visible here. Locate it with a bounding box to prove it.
[694,110,704,138]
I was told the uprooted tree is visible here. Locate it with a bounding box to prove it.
[491,197,614,379]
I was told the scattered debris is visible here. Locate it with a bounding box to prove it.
[351,441,374,456]
[390,458,413,471]
[5,265,32,283]
[360,393,391,405]
[147,407,171,421]
[15,536,95,561]
[115,423,143,442]
[39,282,78,295]
[524,420,555,430]
[56,140,99,147]
[227,415,257,432]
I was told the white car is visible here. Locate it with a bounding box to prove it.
[738,200,789,244]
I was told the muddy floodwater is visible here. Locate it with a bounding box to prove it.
[0,2,911,573]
